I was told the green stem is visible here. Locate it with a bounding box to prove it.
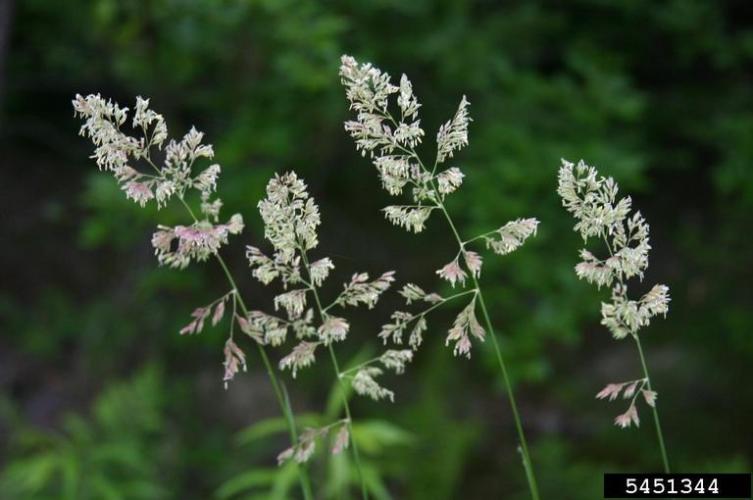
[634,335,671,473]
[474,275,541,499]
[396,137,540,498]
[328,344,368,499]
[368,110,540,497]
[339,355,383,377]
[437,202,541,500]
[300,250,369,500]
[177,197,314,500]
[605,220,669,472]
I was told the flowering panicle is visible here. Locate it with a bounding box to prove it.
[436,166,464,194]
[245,246,302,286]
[73,94,244,270]
[243,172,410,472]
[76,95,322,496]
[274,289,309,320]
[341,55,544,495]
[601,283,670,340]
[379,285,478,354]
[339,55,424,158]
[74,95,252,388]
[309,258,334,287]
[258,172,321,263]
[558,159,671,430]
[341,55,539,360]
[245,173,400,380]
[73,94,143,171]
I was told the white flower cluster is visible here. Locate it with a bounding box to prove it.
[73,94,244,269]
[242,173,407,402]
[238,173,414,466]
[557,159,670,340]
[601,283,670,340]
[383,205,434,233]
[352,367,395,402]
[340,55,472,233]
[558,159,670,428]
[339,349,414,403]
[340,55,424,158]
[379,349,414,374]
[259,172,321,262]
[335,271,396,309]
[151,215,244,269]
[341,56,540,361]
[73,94,144,172]
[484,218,540,256]
[74,94,251,388]
[436,96,471,163]
[278,340,318,378]
[235,310,311,347]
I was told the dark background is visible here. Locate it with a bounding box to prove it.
[1,1,752,498]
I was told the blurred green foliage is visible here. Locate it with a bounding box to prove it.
[1,368,167,499]
[2,0,752,498]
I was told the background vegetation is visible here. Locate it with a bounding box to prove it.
[1,0,751,498]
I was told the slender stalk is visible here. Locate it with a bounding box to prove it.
[606,229,670,472]
[392,139,540,498]
[300,250,369,500]
[328,344,368,499]
[436,202,541,500]
[634,335,671,473]
[177,196,315,500]
[339,356,383,377]
[361,104,540,497]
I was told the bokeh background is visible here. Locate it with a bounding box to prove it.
[2,1,752,498]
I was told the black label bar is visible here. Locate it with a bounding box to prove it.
[604,473,751,498]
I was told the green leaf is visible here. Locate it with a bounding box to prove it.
[269,461,298,500]
[351,420,414,455]
[215,469,277,499]
[235,413,319,446]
